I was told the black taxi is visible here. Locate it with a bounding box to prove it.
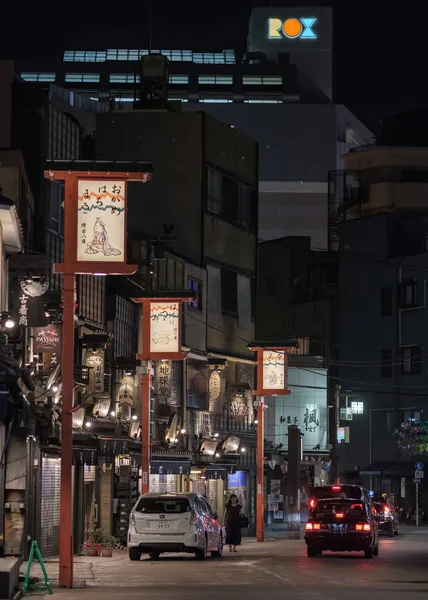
[305,498,379,558]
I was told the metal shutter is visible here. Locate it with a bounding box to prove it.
[40,456,61,557]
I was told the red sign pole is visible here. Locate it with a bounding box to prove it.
[45,168,150,588]
[252,344,295,544]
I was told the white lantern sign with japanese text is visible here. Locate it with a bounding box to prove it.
[77,180,126,262]
[262,350,285,391]
[150,302,179,354]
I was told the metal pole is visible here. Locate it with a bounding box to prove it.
[59,272,75,588]
[256,396,264,542]
[141,368,151,495]
[416,482,419,527]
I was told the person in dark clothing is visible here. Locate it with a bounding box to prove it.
[224,494,242,552]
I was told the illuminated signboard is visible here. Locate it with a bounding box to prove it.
[150,302,180,354]
[268,17,317,40]
[263,350,285,390]
[77,179,126,262]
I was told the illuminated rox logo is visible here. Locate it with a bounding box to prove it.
[268,17,317,40]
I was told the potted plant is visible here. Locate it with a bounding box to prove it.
[100,532,119,557]
[84,528,103,556]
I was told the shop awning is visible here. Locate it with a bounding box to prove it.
[383,462,416,477]
[359,461,394,476]
[0,195,23,253]
[205,467,228,481]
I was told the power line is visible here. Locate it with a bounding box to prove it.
[298,366,428,390]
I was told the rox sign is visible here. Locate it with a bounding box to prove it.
[268,17,317,40]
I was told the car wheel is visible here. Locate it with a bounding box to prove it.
[195,536,208,560]
[211,535,223,558]
[364,548,374,559]
[307,546,318,557]
[129,548,141,561]
[149,551,160,560]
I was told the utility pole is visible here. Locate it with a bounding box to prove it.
[254,396,266,542]
[333,384,341,484]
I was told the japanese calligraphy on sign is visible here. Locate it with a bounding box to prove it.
[156,360,172,405]
[77,179,126,262]
[10,279,49,328]
[150,303,179,354]
[85,349,105,393]
[230,394,251,422]
[262,350,285,390]
[279,408,320,432]
[92,394,111,417]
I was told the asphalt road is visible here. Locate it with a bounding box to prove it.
[35,528,428,600]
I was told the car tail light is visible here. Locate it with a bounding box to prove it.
[356,523,371,532]
[190,512,197,526]
[313,523,321,530]
[306,522,313,530]
[332,486,341,491]
[306,522,321,530]
[130,512,136,526]
[336,513,344,519]
[309,498,316,509]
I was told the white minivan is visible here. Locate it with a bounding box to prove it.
[128,493,223,561]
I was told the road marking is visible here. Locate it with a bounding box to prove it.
[254,565,297,586]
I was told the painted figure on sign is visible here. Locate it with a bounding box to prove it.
[86,218,121,257]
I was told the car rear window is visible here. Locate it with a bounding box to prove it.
[314,500,366,518]
[314,486,362,500]
[135,497,191,514]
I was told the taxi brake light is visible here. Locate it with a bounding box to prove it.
[313,523,321,530]
[306,522,313,530]
[356,523,371,532]
[309,498,316,508]
[332,486,341,491]
[336,513,344,518]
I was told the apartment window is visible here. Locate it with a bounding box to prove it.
[401,346,421,374]
[169,75,188,84]
[402,409,421,423]
[242,76,282,85]
[109,74,140,83]
[381,287,393,315]
[238,184,256,229]
[221,268,238,314]
[381,349,393,377]
[20,72,56,82]
[198,75,233,85]
[265,276,277,296]
[398,281,418,308]
[65,73,100,83]
[207,168,223,214]
[188,277,202,310]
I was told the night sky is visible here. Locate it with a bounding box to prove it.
[1,0,425,132]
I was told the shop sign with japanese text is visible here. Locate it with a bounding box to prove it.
[150,302,179,353]
[85,349,105,393]
[77,179,126,263]
[156,360,172,405]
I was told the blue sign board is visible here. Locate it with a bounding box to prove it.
[415,462,424,471]
[228,471,247,488]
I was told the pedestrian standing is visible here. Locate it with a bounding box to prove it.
[224,494,242,552]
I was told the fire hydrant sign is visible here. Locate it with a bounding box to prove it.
[150,302,180,354]
[77,179,126,262]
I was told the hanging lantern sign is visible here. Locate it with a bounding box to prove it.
[77,180,126,263]
[251,346,294,396]
[150,302,180,354]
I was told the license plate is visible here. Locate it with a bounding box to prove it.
[157,523,170,529]
[331,524,346,534]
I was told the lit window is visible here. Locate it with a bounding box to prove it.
[199,99,232,103]
[188,278,202,311]
[198,75,233,85]
[21,72,56,82]
[109,74,140,83]
[244,99,281,103]
[242,76,282,85]
[65,73,100,82]
[169,75,189,84]
[351,401,364,415]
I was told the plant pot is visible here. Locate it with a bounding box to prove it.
[85,548,99,557]
[101,548,113,557]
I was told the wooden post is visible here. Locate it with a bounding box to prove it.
[141,370,151,495]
